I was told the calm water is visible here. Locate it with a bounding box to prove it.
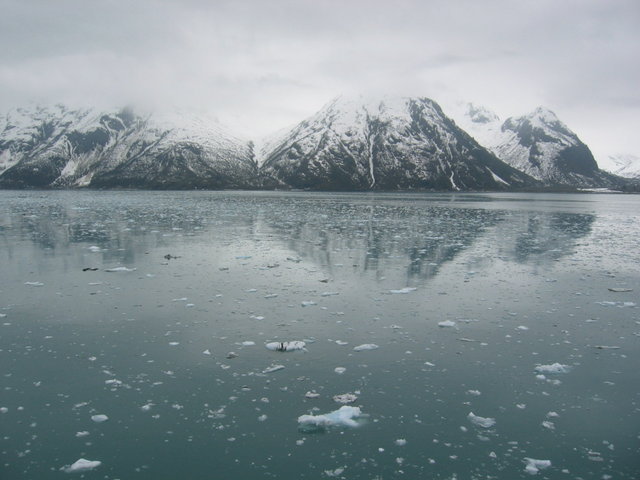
[0,191,639,479]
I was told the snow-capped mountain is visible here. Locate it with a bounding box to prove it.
[599,154,640,179]
[261,96,537,191]
[451,103,618,188]
[0,105,258,189]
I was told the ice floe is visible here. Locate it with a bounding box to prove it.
[24,281,44,287]
[334,367,346,374]
[524,458,551,475]
[438,320,456,328]
[265,341,306,352]
[389,287,416,294]
[467,412,496,428]
[333,393,358,404]
[298,405,363,430]
[104,266,136,272]
[263,364,285,374]
[534,363,571,374]
[61,458,101,473]
[353,343,379,351]
[90,414,108,423]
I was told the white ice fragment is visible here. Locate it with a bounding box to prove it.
[258,414,268,422]
[467,390,481,396]
[335,340,349,345]
[333,393,358,404]
[467,412,496,428]
[438,320,456,328]
[24,281,44,287]
[168,342,179,346]
[535,363,571,374]
[241,341,256,346]
[0,407,8,413]
[75,431,89,437]
[334,367,346,374]
[62,458,101,473]
[389,287,416,294]
[263,364,285,374]
[298,405,362,428]
[524,458,551,475]
[608,287,632,292]
[542,421,555,430]
[305,391,320,399]
[266,341,306,352]
[202,349,211,355]
[321,292,340,297]
[395,439,407,446]
[353,343,379,352]
[88,246,101,252]
[301,300,317,307]
[517,325,530,331]
[91,414,108,423]
[324,467,346,477]
[546,411,559,417]
[104,266,136,272]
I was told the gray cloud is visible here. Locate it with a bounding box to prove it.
[0,0,638,160]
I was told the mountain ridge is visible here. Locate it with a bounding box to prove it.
[0,97,635,191]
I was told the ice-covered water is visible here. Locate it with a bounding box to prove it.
[1,190,639,479]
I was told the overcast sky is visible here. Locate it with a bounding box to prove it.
[1,0,638,162]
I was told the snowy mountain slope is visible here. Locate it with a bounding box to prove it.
[450,103,619,188]
[599,154,640,178]
[261,95,537,191]
[0,105,258,189]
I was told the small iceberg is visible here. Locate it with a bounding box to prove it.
[298,405,363,432]
[333,393,358,404]
[467,412,496,428]
[353,344,379,352]
[534,363,571,374]
[105,266,136,272]
[266,341,306,352]
[263,364,285,374]
[438,320,456,328]
[389,287,416,294]
[61,458,101,473]
[524,458,551,475]
[90,414,108,423]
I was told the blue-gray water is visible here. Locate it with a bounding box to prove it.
[1,191,638,479]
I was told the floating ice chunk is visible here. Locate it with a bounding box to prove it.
[324,467,346,477]
[467,390,482,396]
[24,281,44,287]
[62,458,101,473]
[91,414,108,423]
[258,414,268,422]
[524,458,551,475]
[88,246,102,252]
[467,412,496,428]
[168,342,179,346]
[321,292,340,297]
[389,287,416,294]
[535,363,571,374]
[517,325,529,331]
[542,421,555,430]
[333,393,358,404]
[0,407,8,413]
[301,301,317,307]
[395,439,407,446]
[334,367,346,374]
[104,266,136,272]
[75,431,89,437]
[298,406,363,429]
[263,364,285,374]
[608,287,632,292]
[203,349,211,355]
[438,320,456,328]
[305,391,320,399]
[335,340,348,346]
[266,341,306,352]
[241,341,256,346]
[353,344,379,351]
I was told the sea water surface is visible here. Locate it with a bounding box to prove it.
[0,190,638,479]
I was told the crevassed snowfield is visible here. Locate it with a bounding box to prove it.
[0,190,638,479]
